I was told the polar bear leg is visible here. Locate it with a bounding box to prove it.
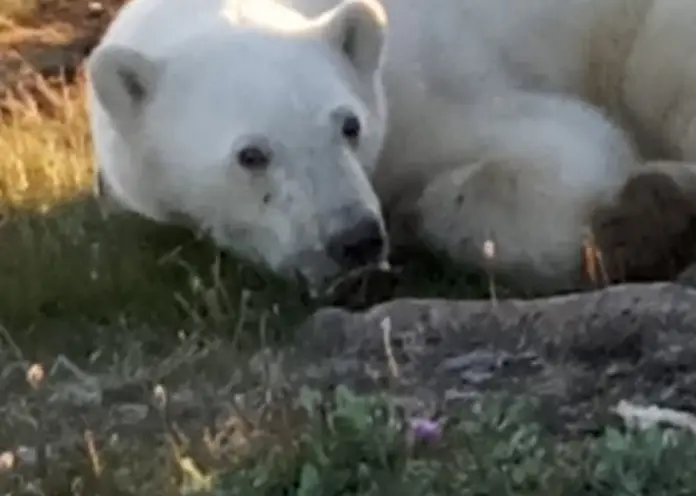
[415,94,638,295]
[590,160,696,284]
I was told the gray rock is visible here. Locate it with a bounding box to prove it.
[291,282,696,436]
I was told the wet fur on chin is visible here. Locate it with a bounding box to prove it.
[591,170,696,284]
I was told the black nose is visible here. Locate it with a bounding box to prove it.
[326,216,386,270]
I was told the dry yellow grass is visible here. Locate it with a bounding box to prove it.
[0,0,39,23]
[0,74,93,211]
[0,17,75,45]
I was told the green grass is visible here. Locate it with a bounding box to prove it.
[0,74,693,495]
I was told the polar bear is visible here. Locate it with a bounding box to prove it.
[86,0,696,295]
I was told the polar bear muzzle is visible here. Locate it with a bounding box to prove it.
[325,213,387,270]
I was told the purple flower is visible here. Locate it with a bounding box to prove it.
[409,417,442,444]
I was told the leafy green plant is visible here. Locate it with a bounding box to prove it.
[211,391,696,496]
[586,425,696,495]
[214,386,414,495]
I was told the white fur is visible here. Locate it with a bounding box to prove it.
[87,0,696,293]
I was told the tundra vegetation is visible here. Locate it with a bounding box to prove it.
[0,0,694,494]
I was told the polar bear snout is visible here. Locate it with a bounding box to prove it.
[326,214,388,270]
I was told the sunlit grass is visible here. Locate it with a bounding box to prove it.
[0,73,92,210]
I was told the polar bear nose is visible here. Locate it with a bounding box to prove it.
[326,216,386,270]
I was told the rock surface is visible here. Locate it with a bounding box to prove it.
[292,282,696,436]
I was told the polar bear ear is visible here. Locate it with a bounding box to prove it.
[87,45,160,122]
[318,0,387,77]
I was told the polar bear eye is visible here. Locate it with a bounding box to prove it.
[237,146,271,169]
[341,114,362,144]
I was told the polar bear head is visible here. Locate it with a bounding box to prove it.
[87,0,390,292]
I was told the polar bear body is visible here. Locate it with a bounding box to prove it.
[87,0,696,294]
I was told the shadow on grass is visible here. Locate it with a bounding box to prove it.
[0,196,303,357]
